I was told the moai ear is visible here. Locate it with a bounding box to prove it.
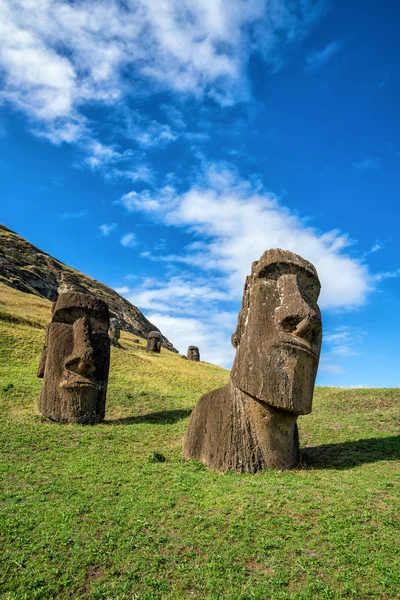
[37,325,50,378]
[231,276,251,348]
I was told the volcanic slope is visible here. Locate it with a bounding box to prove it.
[0,223,176,350]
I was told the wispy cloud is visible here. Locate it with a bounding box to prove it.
[353,158,383,170]
[372,268,400,282]
[324,325,365,356]
[99,223,117,237]
[318,325,365,378]
[116,161,376,367]
[305,41,342,72]
[0,0,328,144]
[120,161,371,312]
[120,233,137,248]
[362,239,385,258]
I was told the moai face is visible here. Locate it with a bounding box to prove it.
[187,346,200,361]
[37,292,110,423]
[230,249,322,415]
[146,331,161,353]
[109,317,121,346]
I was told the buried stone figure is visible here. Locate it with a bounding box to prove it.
[109,317,121,347]
[183,249,322,471]
[146,331,161,353]
[37,292,110,424]
[187,346,200,361]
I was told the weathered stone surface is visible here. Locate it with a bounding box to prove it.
[146,331,161,353]
[109,317,121,347]
[37,292,110,424]
[183,248,322,472]
[187,346,200,361]
[0,224,177,352]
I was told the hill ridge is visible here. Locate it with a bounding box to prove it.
[0,223,177,351]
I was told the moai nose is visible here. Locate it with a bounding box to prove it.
[275,274,320,339]
[292,313,321,342]
[64,316,95,376]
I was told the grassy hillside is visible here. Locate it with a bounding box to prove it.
[0,283,399,600]
[0,224,176,351]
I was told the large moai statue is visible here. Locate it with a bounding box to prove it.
[146,331,161,353]
[37,292,110,424]
[187,346,200,361]
[183,249,322,471]
[109,317,121,347]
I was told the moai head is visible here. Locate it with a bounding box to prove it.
[230,249,322,415]
[146,331,161,353]
[187,346,200,361]
[37,292,110,423]
[109,317,121,347]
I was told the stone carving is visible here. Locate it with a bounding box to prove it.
[146,331,161,353]
[37,292,110,424]
[183,249,322,471]
[109,317,121,347]
[187,346,200,361]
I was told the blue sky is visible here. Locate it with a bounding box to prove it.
[0,0,399,386]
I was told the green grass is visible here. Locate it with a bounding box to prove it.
[0,283,399,599]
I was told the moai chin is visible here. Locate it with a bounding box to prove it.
[37,292,110,424]
[146,331,161,353]
[183,249,322,471]
[109,317,121,347]
[187,346,200,361]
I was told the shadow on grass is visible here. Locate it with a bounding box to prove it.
[105,408,192,425]
[302,435,400,469]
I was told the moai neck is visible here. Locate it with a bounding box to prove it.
[229,380,300,470]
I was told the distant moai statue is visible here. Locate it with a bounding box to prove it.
[184,249,322,472]
[187,346,200,361]
[37,292,110,424]
[146,331,161,353]
[109,317,121,347]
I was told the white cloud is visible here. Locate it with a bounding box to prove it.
[362,240,385,258]
[0,0,328,142]
[124,111,178,148]
[120,232,137,248]
[82,140,133,170]
[116,162,376,368]
[372,268,400,282]
[120,162,371,311]
[99,223,117,236]
[305,40,342,71]
[353,158,383,170]
[324,325,365,356]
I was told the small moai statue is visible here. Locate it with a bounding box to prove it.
[183,249,322,472]
[187,346,200,361]
[146,331,161,353]
[37,292,110,424]
[109,317,121,347]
